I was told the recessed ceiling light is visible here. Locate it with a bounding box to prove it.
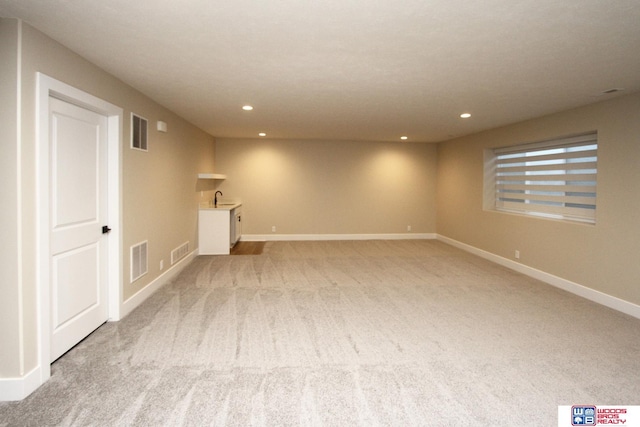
[258,133,266,137]
[460,113,471,118]
[242,105,253,111]
[400,136,408,140]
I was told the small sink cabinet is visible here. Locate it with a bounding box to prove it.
[198,204,242,255]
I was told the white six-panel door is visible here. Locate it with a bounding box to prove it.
[49,97,109,361]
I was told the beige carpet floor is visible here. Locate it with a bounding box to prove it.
[1,239,639,426]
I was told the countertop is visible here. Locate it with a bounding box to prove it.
[199,202,242,211]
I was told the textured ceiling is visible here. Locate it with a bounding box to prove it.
[2,0,640,142]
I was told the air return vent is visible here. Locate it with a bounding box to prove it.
[131,113,148,151]
[130,241,148,282]
[594,88,624,97]
[171,241,189,265]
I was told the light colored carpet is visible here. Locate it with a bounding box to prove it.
[1,239,639,426]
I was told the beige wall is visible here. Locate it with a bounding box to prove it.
[0,19,216,379]
[215,138,437,235]
[437,92,640,306]
[0,18,21,377]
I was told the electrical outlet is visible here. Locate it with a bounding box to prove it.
[272,225,276,233]
[160,260,164,270]
[515,250,520,259]
[407,225,412,232]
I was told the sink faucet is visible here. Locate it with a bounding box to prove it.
[214,190,223,207]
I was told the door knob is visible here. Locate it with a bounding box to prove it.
[102,225,112,234]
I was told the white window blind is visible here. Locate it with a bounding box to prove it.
[493,132,598,223]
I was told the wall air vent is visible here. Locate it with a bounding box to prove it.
[594,88,624,97]
[171,241,190,265]
[130,241,148,282]
[131,113,148,151]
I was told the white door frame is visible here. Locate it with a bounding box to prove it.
[36,73,123,385]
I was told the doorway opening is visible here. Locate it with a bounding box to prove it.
[36,73,123,385]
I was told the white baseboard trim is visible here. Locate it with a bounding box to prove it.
[241,233,437,242]
[120,249,197,319]
[437,234,640,320]
[1,250,199,402]
[0,366,41,401]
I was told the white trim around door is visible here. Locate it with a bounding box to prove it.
[35,73,123,393]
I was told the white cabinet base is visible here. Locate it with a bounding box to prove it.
[198,204,242,255]
[199,209,232,255]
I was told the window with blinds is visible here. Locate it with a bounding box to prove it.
[490,132,598,223]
